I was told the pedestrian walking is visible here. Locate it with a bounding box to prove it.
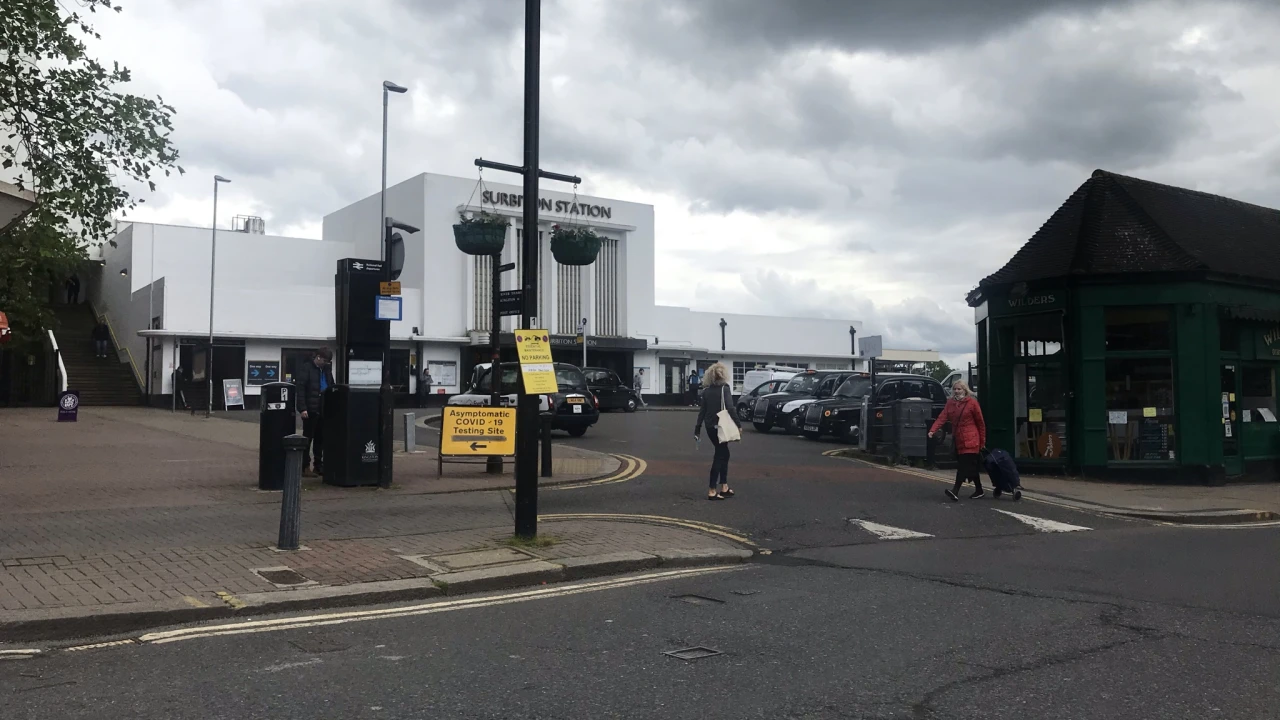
[694,362,739,500]
[91,319,110,358]
[418,366,433,408]
[294,347,335,477]
[65,275,80,305]
[688,368,701,406]
[633,369,647,408]
[929,379,987,500]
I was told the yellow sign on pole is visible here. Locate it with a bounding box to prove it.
[515,329,559,394]
[441,406,516,456]
[380,281,401,296]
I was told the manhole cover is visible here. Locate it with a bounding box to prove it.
[672,594,724,606]
[664,646,723,661]
[252,567,312,586]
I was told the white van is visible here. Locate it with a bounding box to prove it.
[742,367,799,395]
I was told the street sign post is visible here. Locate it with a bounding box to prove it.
[438,405,516,475]
[498,289,524,317]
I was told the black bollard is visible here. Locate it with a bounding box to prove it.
[540,414,553,478]
[278,434,308,551]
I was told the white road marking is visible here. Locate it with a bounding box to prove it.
[848,519,934,540]
[137,566,746,646]
[995,510,1091,533]
[0,649,42,659]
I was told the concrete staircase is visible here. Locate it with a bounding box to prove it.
[53,305,141,406]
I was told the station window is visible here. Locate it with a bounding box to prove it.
[1105,307,1171,352]
[1104,358,1175,461]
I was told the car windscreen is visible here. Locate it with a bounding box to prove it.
[783,374,822,394]
[835,377,873,398]
[475,366,521,394]
[555,365,588,392]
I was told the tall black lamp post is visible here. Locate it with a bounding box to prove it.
[719,318,727,352]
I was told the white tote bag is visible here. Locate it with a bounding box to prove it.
[715,385,742,443]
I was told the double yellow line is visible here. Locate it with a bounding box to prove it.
[550,453,647,490]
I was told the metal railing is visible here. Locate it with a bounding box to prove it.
[47,329,68,394]
[92,304,145,393]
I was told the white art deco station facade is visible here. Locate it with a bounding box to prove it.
[92,173,934,406]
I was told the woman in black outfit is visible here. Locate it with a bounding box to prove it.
[694,363,739,500]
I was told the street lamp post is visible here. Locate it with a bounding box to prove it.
[381,80,408,261]
[207,174,231,418]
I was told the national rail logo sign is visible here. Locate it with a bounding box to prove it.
[441,406,516,456]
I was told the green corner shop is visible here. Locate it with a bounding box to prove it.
[968,170,1280,484]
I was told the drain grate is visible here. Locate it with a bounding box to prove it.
[252,567,313,587]
[672,594,724,606]
[664,646,723,661]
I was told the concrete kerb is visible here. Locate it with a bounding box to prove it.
[823,447,1279,526]
[0,547,755,645]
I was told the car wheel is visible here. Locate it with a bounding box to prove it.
[785,413,802,434]
[753,422,771,433]
[625,398,637,413]
[803,431,822,441]
[568,427,587,437]
[738,406,752,422]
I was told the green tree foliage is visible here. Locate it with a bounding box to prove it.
[923,360,954,382]
[1,0,182,346]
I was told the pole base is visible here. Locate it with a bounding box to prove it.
[486,456,504,474]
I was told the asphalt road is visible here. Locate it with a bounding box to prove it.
[6,410,1278,718]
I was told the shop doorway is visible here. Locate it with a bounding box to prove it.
[1222,364,1243,477]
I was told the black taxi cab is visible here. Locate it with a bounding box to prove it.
[453,362,600,436]
[801,373,949,447]
[750,369,851,433]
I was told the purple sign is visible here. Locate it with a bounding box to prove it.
[58,390,80,422]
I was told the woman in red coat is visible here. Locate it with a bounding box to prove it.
[929,380,987,501]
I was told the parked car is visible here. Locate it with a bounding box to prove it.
[777,371,855,433]
[750,369,850,433]
[735,378,790,422]
[801,373,949,454]
[453,362,599,436]
[583,367,641,412]
[742,368,798,395]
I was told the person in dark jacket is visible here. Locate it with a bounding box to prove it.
[929,379,988,501]
[694,363,739,500]
[294,346,335,476]
[688,369,701,406]
[91,320,111,358]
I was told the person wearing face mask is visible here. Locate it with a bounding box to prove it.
[295,347,335,477]
[929,379,987,500]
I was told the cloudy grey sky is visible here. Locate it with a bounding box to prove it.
[89,0,1280,363]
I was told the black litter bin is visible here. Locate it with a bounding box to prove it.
[258,381,297,490]
[322,384,382,487]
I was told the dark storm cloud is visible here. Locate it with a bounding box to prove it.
[608,0,1129,58]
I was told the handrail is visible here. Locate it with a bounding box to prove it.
[47,329,68,393]
[91,304,145,393]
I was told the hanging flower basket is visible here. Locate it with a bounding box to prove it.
[453,211,509,256]
[550,225,602,266]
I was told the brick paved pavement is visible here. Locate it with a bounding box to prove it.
[0,408,739,623]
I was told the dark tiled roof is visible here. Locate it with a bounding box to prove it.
[980,170,1280,288]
